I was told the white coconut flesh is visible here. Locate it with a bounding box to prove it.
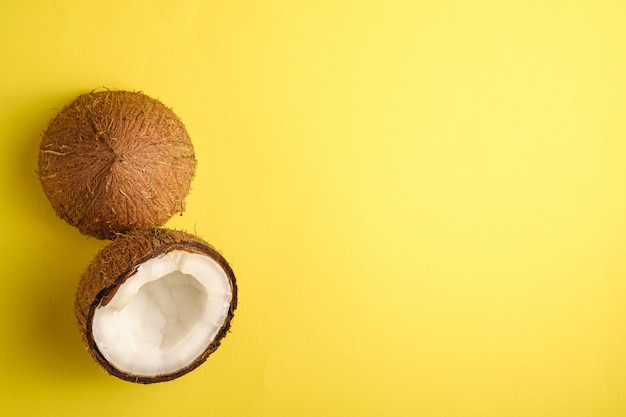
[91,250,233,377]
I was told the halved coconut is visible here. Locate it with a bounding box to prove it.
[75,229,237,383]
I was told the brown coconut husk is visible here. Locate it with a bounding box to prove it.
[38,90,196,240]
[75,228,237,384]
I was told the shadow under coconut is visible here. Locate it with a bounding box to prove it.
[22,265,102,382]
[7,90,83,222]
[7,91,107,382]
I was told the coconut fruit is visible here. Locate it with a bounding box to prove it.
[75,228,237,383]
[38,90,196,240]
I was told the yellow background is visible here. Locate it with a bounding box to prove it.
[2,1,626,415]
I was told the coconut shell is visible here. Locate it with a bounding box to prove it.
[75,228,237,383]
[39,90,196,240]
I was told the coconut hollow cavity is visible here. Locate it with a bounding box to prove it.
[76,229,237,383]
[38,90,196,240]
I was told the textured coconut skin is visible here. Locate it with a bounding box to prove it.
[39,90,196,240]
[75,228,237,384]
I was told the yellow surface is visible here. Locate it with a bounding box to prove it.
[2,0,626,415]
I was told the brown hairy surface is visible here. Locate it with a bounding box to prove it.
[39,90,196,240]
[75,228,238,384]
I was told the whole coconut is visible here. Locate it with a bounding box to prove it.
[38,90,196,239]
